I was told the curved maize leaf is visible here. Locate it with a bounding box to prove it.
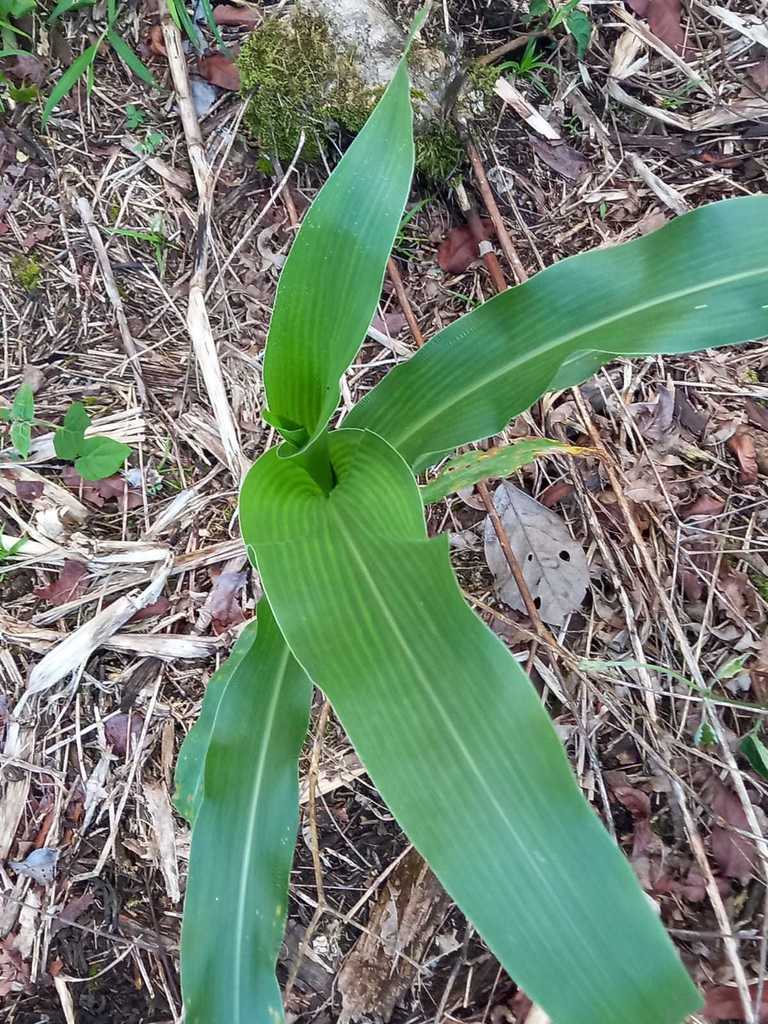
[180,600,312,1024]
[241,428,701,1024]
[347,196,768,469]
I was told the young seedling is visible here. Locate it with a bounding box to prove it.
[175,12,768,1024]
[1,386,132,479]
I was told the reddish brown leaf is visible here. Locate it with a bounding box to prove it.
[213,3,260,26]
[15,480,44,501]
[709,777,759,882]
[209,569,247,633]
[626,0,687,54]
[129,596,171,623]
[727,428,759,484]
[703,983,768,1022]
[61,465,142,510]
[34,560,89,604]
[437,220,494,274]
[683,494,725,519]
[147,24,167,57]
[104,713,145,757]
[539,480,575,507]
[198,52,240,91]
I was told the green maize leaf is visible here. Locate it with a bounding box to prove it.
[42,42,99,127]
[106,29,157,88]
[54,401,91,461]
[347,197,768,470]
[175,619,259,823]
[262,14,425,450]
[74,436,131,480]
[241,428,701,1024]
[420,437,584,504]
[180,599,312,1024]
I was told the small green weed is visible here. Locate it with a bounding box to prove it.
[1,384,132,479]
[106,215,171,275]
[124,102,146,129]
[11,255,41,292]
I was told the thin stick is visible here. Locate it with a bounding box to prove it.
[76,197,147,405]
[387,257,425,347]
[465,139,528,284]
[476,31,552,66]
[455,183,507,294]
[158,0,246,480]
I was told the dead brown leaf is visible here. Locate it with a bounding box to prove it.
[105,713,145,757]
[208,570,247,633]
[703,983,768,1022]
[727,427,758,484]
[213,3,260,25]
[0,938,30,997]
[528,135,588,179]
[683,494,725,518]
[746,59,768,94]
[709,777,760,882]
[2,53,45,85]
[437,220,494,273]
[147,24,166,57]
[15,480,44,501]
[625,387,675,442]
[198,52,240,91]
[744,398,768,434]
[61,465,142,511]
[34,560,89,604]
[626,0,687,53]
[635,209,668,235]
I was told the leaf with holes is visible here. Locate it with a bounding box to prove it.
[484,482,589,624]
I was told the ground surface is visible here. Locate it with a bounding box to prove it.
[1,0,768,1022]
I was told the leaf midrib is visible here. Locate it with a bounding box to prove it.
[328,505,618,1017]
[233,643,291,1022]
[388,265,768,457]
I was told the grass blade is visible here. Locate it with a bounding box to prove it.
[42,42,98,127]
[180,600,312,1024]
[107,29,157,87]
[420,437,583,504]
[241,428,701,1024]
[347,196,768,469]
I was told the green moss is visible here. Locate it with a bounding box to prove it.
[238,10,376,162]
[239,8,465,180]
[414,120,464,181]
[11,255,41,292]
[467,61,499,99]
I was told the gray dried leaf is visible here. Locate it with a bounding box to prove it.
[484,483,589,625]
[9,847,59,885]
